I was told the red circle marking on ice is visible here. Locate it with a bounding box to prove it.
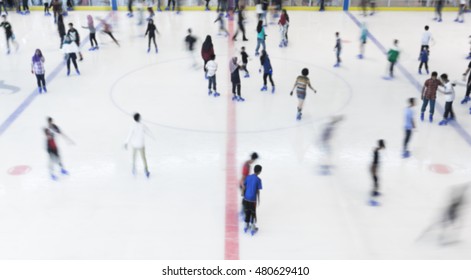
[428,164,452,174]
[7,165,31,176]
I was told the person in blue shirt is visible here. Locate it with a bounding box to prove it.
[242,164,263,235]
[259,50,275,93]
[418,46,429,75]
[403,98,416,158]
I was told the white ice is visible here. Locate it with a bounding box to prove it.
[0,10,471,259]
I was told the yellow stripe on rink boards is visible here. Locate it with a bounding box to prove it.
[29,6,460,12]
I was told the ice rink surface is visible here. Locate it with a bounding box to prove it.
[1,9,471,259]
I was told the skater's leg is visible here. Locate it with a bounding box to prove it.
[213,74,217,91]
[148,36,151,49]
[421,98,429,113]
[66,56,71,71]
[263,73,268,86]
[430,99,435,115]
[425,62,429,73]
[403,129,412,152]
[139,148,149,173]
[419,62,423,71]
[444,102,451,119]
[450,102,455,119]
[236,84,241,97]
[132,148,137,172]
[71,54,78,70]
[35,74,42,87]
[371,165,379,195]
[268,74,274,87]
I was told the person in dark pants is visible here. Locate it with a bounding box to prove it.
[145,19,158,53]
[0,0,8,15]
[460,61,471,104]
[334,32,341,67]
[420,72,442,123]
[201,35,214,77]
[0,15,18,54]
[67,23,83,60]
[385,39,399,79]
[259,50,275,93]
[205,0,210,10]
[319,0,325,11]
[418,46,429,75]
[403,98,415,158]
[127,0,133,17]
[57,14,66,48]
[165,0,175,11]
[62,34,80,76]
[230,56,244,101]
[438,74,456,126]
[31,49,47,93]
[242,164,262,235]
[232,6,248,41]
[369,139,385,206]
[434,0,443,22]
[240,46,249,78]
[21,0,29,14]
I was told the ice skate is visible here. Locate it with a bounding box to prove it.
[429,114,433,123]
[208,89,212,96]
[60,168,69,175]
[402,150,411,158]
[145,170,150,178]
[260,85,267,91]
[51,174,58,181]
[250,224,259,236]
[243,223,250,233]
[357,54,363,59]
[232,95,238,101]
[420,112,424,121]
[439,119,448,126]
[213,92,220,97]
[38,87,42,94]
[296,112,302,120]
[244,73,250,78]
[271,86,275,94]
[43,86,47,93]
[76,69,80,75]
[460,96,470,104]
[237,96,245,102]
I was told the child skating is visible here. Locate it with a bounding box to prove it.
[240,46,250,78]
[31,49,47,94]
[418,46,429,75]
[438,73,456,126]
[290,68,317,120]
[230,57,245,101]
[384,39,399,79]
[0,15,19,54]
[205,54,220,97]
[259,50,275,93]
[214,12,229,37]
[242,164,263,235]
[358,22,368,59]
[145,18,159,53]
[82,15,98,51]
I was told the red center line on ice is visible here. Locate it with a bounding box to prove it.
[224,10,239,260]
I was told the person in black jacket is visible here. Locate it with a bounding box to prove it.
[66,22,83,60]
[145,19,158,53]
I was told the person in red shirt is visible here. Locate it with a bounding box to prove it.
[278,9,288,48]
[45,117,74,180]
[239,152,259,218]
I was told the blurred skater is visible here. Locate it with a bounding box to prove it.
[319,116,343,175]
[255,20,266,56]
[44,1,51,16]
[233,6,248,41]
[290,68,317,120]
[145,18,158,53]
[31,49,47,94]
[455,0,465,23]
[259,50,275,93]
[358,22,368,59]
[434,0,443,22]
[185,28,198,68]
[214,12,229,37]
[418,46,429,75]
[127,0,134,17]
[403,98,416,158]
[460,60,471,104]
[369,139,385,206]
[385,39,399,79]
[278,9,288,47]
[97,17,120,47]
[0,15,18,54]
[45,117,74,180]
[242,164,263,235]
[240,46,250,78]
[125,113,153,178]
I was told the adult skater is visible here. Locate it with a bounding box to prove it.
[420,25,433,54]
[21,0,29,14]
[239,152,259,191]
[358,22,368,59]
[125,113,153,177]
[319,116,343,175]
[242,164,263,235]
[67,23,83,60]
[240,46,250,78]
[204,0,210,11]
[278,9,288,47]
[82,15,98,51]
[434,0,443,22]
[52,0,61,23]
[185,28,197,68]
[98,17,120,47]
[45,117,74,180]
[230,57,244,101]
[319,0,325,11]
[255,20,266,56]
[360,0,368,16]
[214,12,229,37]
[403,98,415,158]
[455,0,465,23]
[205,54,220,97]
[290,68,317,120]
[385,39,399,79]
[62,34,80,76]
[461,60,471,104]
[369,139,385,206]
[57,14,66,48]
[438,73,456,126]
[259,50,275,93]
[233,6,248,41]
[0,15,18,54]
[334,32,341,67]
[31,49,47,94]
[145,18,159,53]
[165,0,175,11]
[201,35,215,77]
[418,46,429,75]
[420,72,442,123]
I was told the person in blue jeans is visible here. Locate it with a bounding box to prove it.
[242,164,263,235]
[403,98,416,158]
[418,46,429,75]
[420,71,441,123]
[255,20,266,56]
[259,50,275,93]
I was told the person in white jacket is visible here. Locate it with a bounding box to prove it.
[125,113,153,177]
